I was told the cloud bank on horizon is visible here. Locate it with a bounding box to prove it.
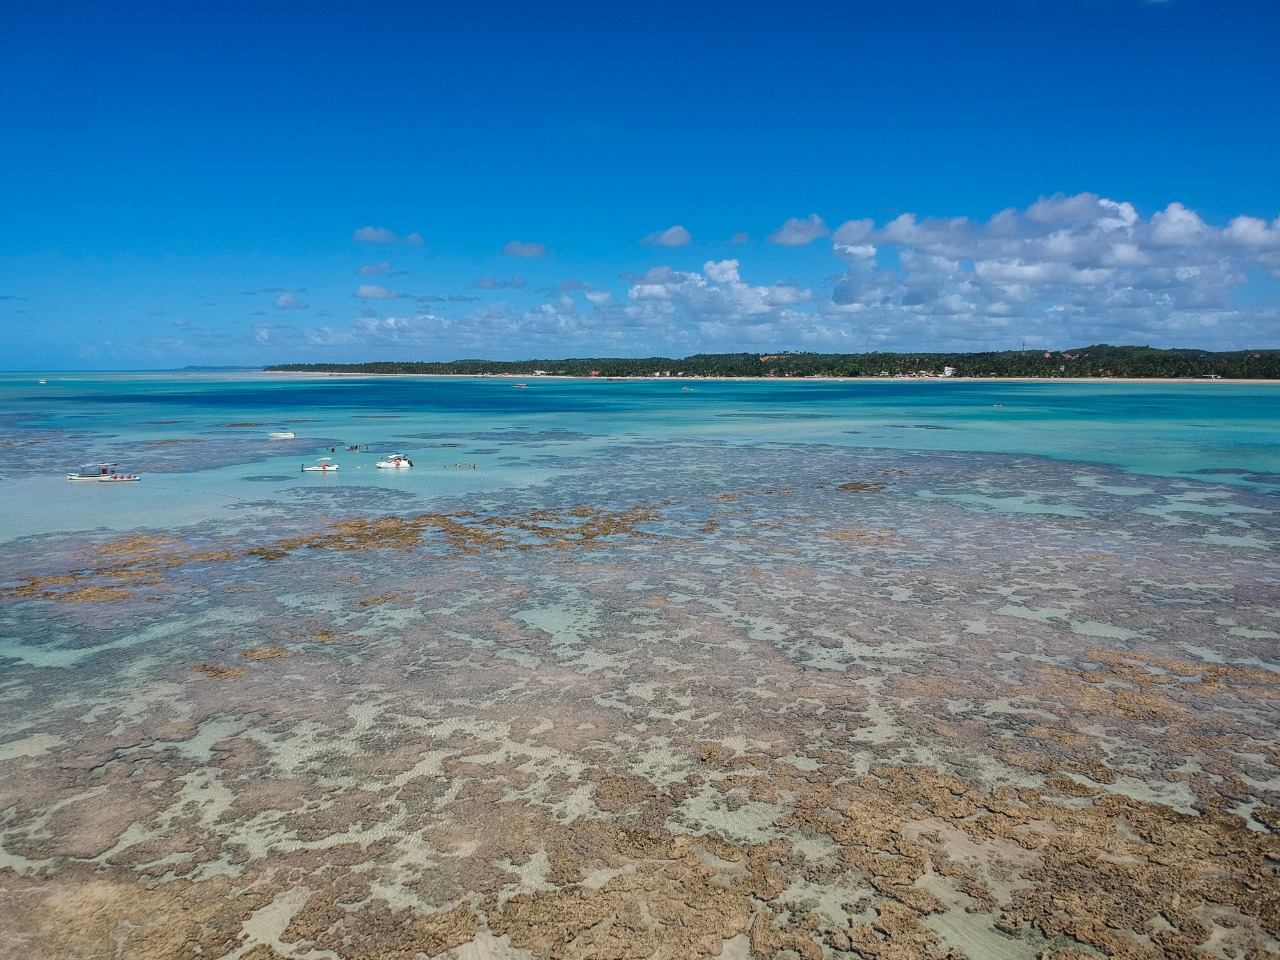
[292,193,1279,361]
[9,193,1280,368]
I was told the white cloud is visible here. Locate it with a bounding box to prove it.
[832,219,876,259]
[358,262,391,276]
[287,193,1279,359]
[642,225,692,248]
[1027,193,1137,230]
[767,214,829,246]
[703,259,740,284]
[275,292,309,310]
[503,240,548,258]
[627,259,811,320]
[1223,215,1280,249]
[353,226,425,245]
[818,192,1280,350]
[1148,202,1208,247]
[354,284,402,300]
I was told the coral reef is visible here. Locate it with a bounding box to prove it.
[1,443,1277,958]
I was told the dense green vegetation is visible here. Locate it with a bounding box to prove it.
[265,345,1280,379]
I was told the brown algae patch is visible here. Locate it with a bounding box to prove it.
[57,585,138,602]
[711,489,795,503]
[356,592,408,607]
[0,534,238,603]
[2,506,664,605]
[309,629,357,644]
[253,505,668,558]
[242,646,293,661]
[193,664,247,680]
[837,481,888,493]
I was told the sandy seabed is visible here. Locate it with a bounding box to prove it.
[0,439,1277,959]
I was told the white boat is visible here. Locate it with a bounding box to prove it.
[269,429,296,439]
[68,463,141,482]
[376,453,413,469]
[301,457,339,472]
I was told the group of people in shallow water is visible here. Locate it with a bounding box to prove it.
[451,462,479,470]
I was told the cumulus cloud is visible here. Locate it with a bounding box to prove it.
[767,214,829,246]
[353,226,425,245]
[821,193,1280,350]
[354,284,402,300]
[503,240,548,258]
[1223,216,1276,248]
[358,262,391,276]
[275,292,309,310]
[642,225,692,248]
[1148,202,1209,247]
[628,259,811,320]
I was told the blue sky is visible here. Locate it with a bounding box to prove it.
[2,0,1278,369]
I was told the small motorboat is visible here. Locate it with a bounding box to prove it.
[376,453,413,469]
[269,429,296,439]
[68,463,141,482]
[301,457,339,472]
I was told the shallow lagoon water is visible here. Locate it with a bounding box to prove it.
[1,372,1278,959]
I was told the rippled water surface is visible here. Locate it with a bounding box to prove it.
[1,372,1278,959]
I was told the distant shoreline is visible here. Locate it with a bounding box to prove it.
[259,370,1280,385]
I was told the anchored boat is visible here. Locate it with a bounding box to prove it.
[68,463,141,482]
[301,457,339,472]
[376,453,413,468]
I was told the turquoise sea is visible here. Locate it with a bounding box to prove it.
[1,372,1278,959]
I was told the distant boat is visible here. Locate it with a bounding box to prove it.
[301,457,339,472]
[512,383,527,388]
[376,453,413,469]
[269,429,296,439]
[68,463,140,482]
